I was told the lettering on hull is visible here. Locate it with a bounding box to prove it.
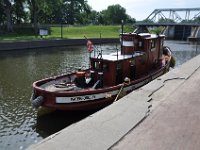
[70,95,96,102]
[56,92,117,104]
[55,78,153,104]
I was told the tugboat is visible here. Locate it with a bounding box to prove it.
[31,26,173,111]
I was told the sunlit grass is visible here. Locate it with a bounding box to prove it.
[0,25,134,41]
[50,25,121,38]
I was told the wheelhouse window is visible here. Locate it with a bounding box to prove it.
[93,61,109,71]
[103,63,109,71]
[150,40,156,51]
[151,40,155,48]
[94,61,101,70]
[160,39,164,57]
[138,40,144,48]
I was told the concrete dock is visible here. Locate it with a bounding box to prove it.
[27,54,200,150]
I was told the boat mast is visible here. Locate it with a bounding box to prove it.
[121,20,124,55]
[115,20,124,84]
[100,33,102,58]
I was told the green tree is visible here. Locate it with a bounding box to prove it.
[1,0,27,32]
[35,0,91,25]
[37,0,63,24]
[150,26,164,34]
[27,0,39,33]
[101,4,127,24]
[158,18,175,23]
[62,0,90,24]
[126,14,136,24]
[0,0,6,26]
[27,0,62,33]
[2,0,13,32]
[142,19,154,23]
[99,4,134,25]
[193,16,200,23]
[87,10,99,25]
[13,0,27,24]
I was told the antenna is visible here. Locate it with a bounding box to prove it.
[100,33,103,57]
[116,44,119,61]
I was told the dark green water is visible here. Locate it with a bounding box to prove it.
[0,41,199,150]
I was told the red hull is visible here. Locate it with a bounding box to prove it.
[31,66,167,111]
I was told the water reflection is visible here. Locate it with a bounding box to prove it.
[35,109,98,138]
[0,44,116,150]
[0,41,199,150]
[165,40,200,66]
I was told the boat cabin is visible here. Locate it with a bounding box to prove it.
[76,32,165,88]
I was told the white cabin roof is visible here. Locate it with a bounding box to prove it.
[92,51,144,61]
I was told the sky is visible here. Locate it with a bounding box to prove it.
[87,0,200,21]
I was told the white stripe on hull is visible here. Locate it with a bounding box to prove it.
[56,78,150,104]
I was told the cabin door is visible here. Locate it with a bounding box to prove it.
[130,59,136,80]
[130,64,136,80]
[116,63,123,84]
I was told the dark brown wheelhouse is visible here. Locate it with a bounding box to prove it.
[89,32,165,88]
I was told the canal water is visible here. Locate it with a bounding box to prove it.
[0,41,199,150]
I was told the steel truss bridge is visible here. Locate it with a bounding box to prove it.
[146,8,200,23]
[135,8,200,40]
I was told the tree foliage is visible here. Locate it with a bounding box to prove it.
[0,1,136,33]
[157,18,175,23]
[100,4,135,24]
[13,0,28,24]
[0,1,6,26]
[193,16,200,23]
[1,0,13,32]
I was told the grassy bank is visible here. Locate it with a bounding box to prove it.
[0,25,134,41]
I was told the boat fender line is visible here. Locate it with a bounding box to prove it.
[114,84,125,102]
[114,77,131,102]
[32,96,44,108]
